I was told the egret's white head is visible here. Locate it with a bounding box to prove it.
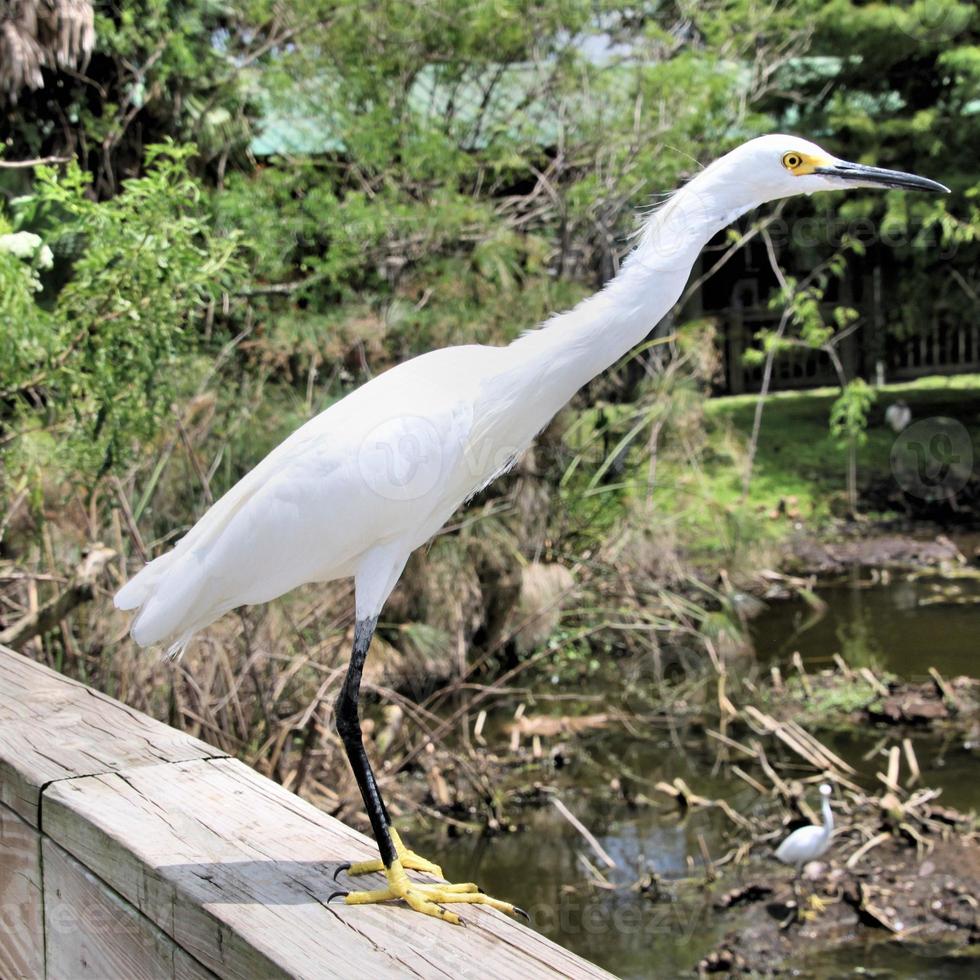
[706,134,949,208]
[633,134,948,270]
[818,783,832,798]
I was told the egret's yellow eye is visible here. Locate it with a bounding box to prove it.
[782,152,804,171]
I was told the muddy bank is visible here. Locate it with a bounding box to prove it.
[864,471,980,528]
[757,667,979,731]
[785,532,968,575]
[700,835,980,975]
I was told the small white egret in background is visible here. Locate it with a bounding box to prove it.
[775,782,835,870]
[115,136,945,923]
[775,782,835,919]
[885,399,912,433]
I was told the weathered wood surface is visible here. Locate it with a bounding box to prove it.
[0,802,44,980]
[43,837,215,980]
[44,757,609,979]
[0,647,223,826]
[0,643,614,979]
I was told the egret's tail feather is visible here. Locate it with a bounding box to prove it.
[113,551,180,610]
[117,548,221,660]
[115,441,285,650]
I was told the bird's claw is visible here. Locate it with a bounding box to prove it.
[329,834,526,924]
[806,893,830,916]
[336,859,522,925]
[342,831,444,880]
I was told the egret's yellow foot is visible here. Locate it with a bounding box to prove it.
[797,893,828,923]
[340,859,523,925]
[345,829,443,878]
[807,893,828,913]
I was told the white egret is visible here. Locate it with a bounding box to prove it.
[775,782,836,920]
[775,782,835,869]
[115,135,945,923]
[885,399,912,433]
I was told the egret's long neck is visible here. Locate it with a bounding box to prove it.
[506,171,749,414]
[821,797,834,838]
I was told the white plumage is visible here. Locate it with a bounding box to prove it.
[775,783,835,868]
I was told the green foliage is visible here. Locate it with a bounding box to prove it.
[757,672,883,728]
[1,0,277,197]
[219,0,813,369]
[781,0,980,337]
[830,379,877,449]
[1,144,241,484]
[707,374,980,524]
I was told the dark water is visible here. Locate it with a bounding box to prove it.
[753,568,980,815]
[753,570,980,680]
[416,729,738,976]
[412,574,980,978]
[796,940,980,979]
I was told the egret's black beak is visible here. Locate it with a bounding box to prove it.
[814,161,949,194]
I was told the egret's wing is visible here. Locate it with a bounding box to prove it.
[113,416,333,611]
[116,349,484,653]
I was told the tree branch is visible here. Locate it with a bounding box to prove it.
[0,156,70,169]
[0,546,115,650]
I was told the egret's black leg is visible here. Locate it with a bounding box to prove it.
[330,615,526,924]
[334,615,397,868]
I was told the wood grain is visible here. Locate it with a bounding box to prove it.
[0,802,44,980]
[0,645,224,826]
[44,758,612,979]
[43,837,215,980]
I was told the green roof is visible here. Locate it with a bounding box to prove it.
[251,64,564,157]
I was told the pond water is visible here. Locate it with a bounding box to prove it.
[416,727,737,976]
[412,573,980,978]
[753,568,980,816]
[753,570,980,681]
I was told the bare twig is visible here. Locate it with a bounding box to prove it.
[550,796,618,869]
[0,155,70,168]
[0,545,115,649]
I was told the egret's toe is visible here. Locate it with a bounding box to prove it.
[339,860,522,925]
[344,829,444,879]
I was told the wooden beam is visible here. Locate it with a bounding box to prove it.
[0,802,44,980]
[44,757,607,979]
[43,837,215,979]
[0,643,612,979]
[0,645,224,827]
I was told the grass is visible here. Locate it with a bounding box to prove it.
[704,373,980,523]
[559,372,980,573]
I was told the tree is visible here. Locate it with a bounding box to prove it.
[767,1,980,362]
[0,0,288,195]
[222,0,816,374]
[830,377,876,514]
[0,144,241,486]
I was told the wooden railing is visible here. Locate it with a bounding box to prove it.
[0,644,611,979]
